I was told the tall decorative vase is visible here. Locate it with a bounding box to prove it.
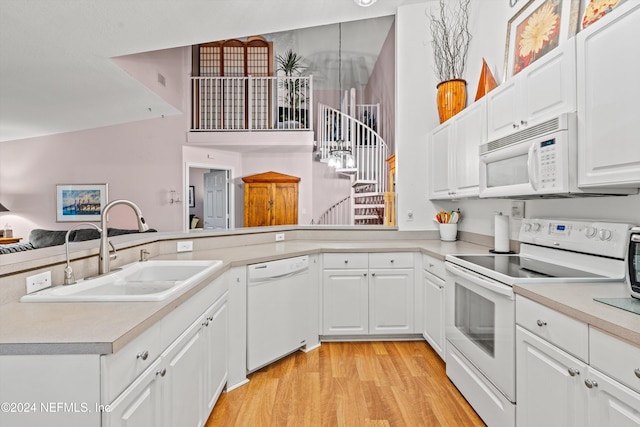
[436,79,467,123]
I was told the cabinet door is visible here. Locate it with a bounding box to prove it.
[486,77,520,141]
[577,3,640,187]
[453,99,485,198]
[203,300,228,413]
[586,367,640,427]
[429,122,453,199]
[423,270,445,359]
[273,182,298,225]
[104,358,163,427]
[369,268,414,334]
[516,326,588,427]
[244,183,272,227]
[521,38,576,127]
[322,269,369,335]
[162,319,206,427]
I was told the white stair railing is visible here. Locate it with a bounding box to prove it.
[317,103,389,194]
[191,75,313,131]
[315,195,353,225]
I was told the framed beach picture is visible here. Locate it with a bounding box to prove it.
[56,184,108,222]
[503,0,580,80]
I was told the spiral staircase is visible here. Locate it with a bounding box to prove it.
[315,91,390,225]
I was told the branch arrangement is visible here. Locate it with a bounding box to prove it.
[428,0,472,82]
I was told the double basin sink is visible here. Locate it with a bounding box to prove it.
[21,260,223,303]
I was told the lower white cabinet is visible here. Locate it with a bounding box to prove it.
[105,291,228,427]
[322,253,415,336]
[516,297,640,427]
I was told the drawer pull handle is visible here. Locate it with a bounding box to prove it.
[567,368,580,377]
[536,320,547,327]
[136,350,149,361]
[203,320,210,327]
[156,368,167,377]
[208,316,214,322]
[363,273,367,277]
[429,263,434,268]
[344,260,349,264]
[584,379,598,389]
[635,368,640,379]
[371,273,376,277]
[390,259,394,263]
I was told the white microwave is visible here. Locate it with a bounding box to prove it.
[479,113,635,199]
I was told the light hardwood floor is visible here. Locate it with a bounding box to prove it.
[206,341,486,426]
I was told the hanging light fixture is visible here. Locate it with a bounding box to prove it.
[354,0,377,6]
[329,140,355,170]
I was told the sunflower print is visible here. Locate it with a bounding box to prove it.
[512,0,561,75]
[582,0,620,29]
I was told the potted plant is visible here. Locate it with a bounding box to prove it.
[276,49,307,126]
[428,0,472,123]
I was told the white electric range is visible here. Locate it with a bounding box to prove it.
[444,218,634,427]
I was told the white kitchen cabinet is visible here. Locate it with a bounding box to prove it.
[428,98,486,200]
[321,252,415,336]
[203,301,228,413]
[487,38,576,142]
[577,2,640,188]
[516,296,640,427]
[516,326,588,427]
[586,367,640,427]
[105,358,163,427]
[422,254,446,360]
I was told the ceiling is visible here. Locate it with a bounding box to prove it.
[0,0,424,143]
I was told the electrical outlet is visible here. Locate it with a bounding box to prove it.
[177,241,193,252]
[511,201,525,220]
[275,233,285,242]
[26,271,52,294]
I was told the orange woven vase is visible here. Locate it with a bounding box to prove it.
[436,79,467,123]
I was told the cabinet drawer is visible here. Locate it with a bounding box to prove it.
[323,253,368,269]
[590,328,640,394]
[369,252,414,269]
[101,321,163,404]
[422,253,446,278]
[516,295,588,362]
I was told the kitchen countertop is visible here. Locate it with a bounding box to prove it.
[513,282,640,346]
[2,236,637,355]
[0,238,488,356]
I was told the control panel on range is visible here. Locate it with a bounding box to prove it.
[519,219,634,259]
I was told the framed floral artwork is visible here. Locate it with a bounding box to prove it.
[579,0,626,30]
[56,184,108,222]
[503,0,580,81]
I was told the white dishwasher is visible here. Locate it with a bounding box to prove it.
[247,255,309,372]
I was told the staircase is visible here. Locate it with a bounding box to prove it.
[316,93,389,225]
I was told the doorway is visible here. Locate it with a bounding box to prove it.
[186,165,233,231]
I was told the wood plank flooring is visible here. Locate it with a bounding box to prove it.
[206,341,486,426]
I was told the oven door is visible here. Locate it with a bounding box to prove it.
[629,232,640,298]
[445,262,515,401]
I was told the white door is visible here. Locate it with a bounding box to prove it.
[203,170,228,230]
[423,269,445,359]
[369,268,415,334]
[516,326,588,427]
[586,367,640,427]
[322,269,369,335]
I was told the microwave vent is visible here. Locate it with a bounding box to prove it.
[482,116,562,154]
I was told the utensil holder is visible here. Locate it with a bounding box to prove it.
[439,223,458,241]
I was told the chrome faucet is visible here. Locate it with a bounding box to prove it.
[64,222,102,285]
[99,199,149,275]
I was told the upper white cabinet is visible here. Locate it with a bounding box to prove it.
[429,98,486,200]
[577,2,640,188]
[487,38,576,142]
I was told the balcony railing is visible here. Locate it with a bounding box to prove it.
[190,76,313,131]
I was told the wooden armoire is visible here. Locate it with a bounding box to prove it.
[242,171,300,227]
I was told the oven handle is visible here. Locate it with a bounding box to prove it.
[445,263,515,300]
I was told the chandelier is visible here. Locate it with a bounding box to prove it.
[328,140,355,170]
[354,0,377,6]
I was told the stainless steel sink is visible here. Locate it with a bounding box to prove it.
[21,260,223,302]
